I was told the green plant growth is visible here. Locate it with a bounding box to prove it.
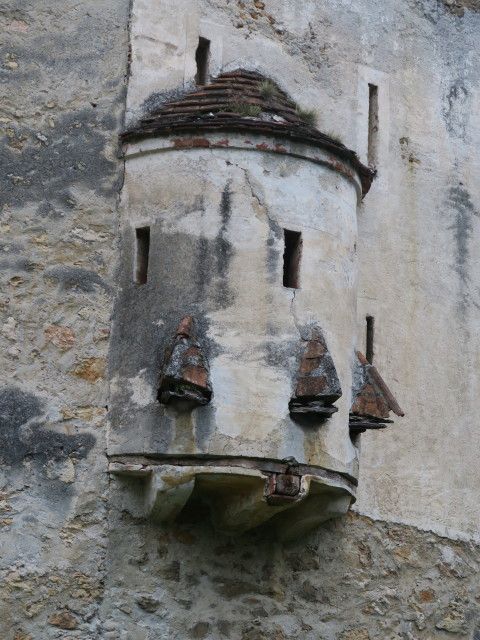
[323,130,343,145]
[294,104,318,126]
[230,102,262,117]
[257,79,279,99]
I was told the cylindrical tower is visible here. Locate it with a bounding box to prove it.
[108,71,374,540]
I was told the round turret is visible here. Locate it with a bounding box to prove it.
[108,71,375,540]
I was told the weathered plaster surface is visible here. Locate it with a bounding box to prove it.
[3,0,480,637]
[109,137,360,478]
[121,0,480,542]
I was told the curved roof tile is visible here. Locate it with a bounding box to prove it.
[122,70,375,196]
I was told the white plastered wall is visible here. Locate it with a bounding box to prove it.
[125,0,480,541]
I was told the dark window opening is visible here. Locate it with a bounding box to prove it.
[283,229,302,289]
[195,37,210,86]
[366,315,374,364]
[368,83,379,167]
[135,227,150,285]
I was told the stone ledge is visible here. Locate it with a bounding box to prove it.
[109,460,355,541]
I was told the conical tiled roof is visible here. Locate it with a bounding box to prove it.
[349,351,404,434]
[122,70,375,195]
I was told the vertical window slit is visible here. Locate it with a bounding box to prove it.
[283,229,302,289]
[195,37,210,86]
[368,83,379,167]
[366,315,374,364]
[135,226,150,285]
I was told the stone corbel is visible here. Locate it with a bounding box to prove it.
[109,460,356,541]
[289,327,342,417]
[158,317,212,406]
[349,351,404,434]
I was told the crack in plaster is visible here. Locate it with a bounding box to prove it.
[240,166,304,341]
[290,288,303,338]
[241,164,303,339]
[211,155,303,343]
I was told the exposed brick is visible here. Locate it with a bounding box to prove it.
[299,356,320,375]
[173,138,193,147]
[177,316,194,338]
[183,363,208,388]
[305,340,325,358]
[351,383,390,418]
[274,474,300,496]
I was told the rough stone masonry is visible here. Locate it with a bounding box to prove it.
[2,0,480,638]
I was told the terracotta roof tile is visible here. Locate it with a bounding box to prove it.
[349,351,404,434]
[122,70,375,195]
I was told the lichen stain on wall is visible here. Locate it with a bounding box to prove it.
[0,387,95,468]
[442,78,470,141]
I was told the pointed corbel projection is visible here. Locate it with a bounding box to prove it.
[349,351,404,434]
[158,317,212,406]
[289,328,342,417]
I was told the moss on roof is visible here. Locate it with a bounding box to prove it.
[122,70,374,196]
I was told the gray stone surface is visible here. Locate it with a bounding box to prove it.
[0,0,129,637]
[3,508,480,639]
[2,0,480,637]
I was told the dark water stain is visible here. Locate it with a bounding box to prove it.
[446,182,480,312]
[215,181,234,277]
[0,256,37,272]
[265,217,282,285]
[0,387,95,467]
[443,79,469,140]
[0,109,121,211]
[45,265,109,293]
[36,195,77,219]
[219,182,232,232]
[194,181,235,308]
[264,332,302,373]
[107,183,236,448]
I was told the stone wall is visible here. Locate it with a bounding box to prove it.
[100,510,480,640]
[0,0,129,637]
[4,509,480,639]
[2,0,480,638]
